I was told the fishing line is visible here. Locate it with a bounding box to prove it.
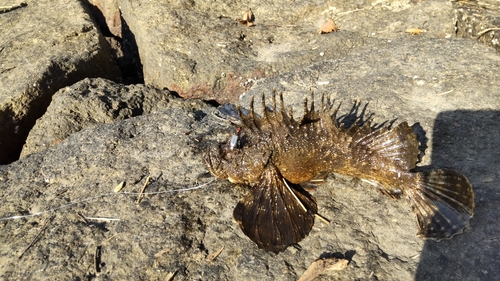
[0,179,215,221]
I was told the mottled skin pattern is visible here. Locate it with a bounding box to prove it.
[205,93,475,253]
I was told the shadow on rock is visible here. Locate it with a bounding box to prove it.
[416,110,500,280]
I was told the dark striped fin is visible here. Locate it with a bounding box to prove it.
[233,165,317,253]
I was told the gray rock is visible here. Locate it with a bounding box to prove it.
[117,0,456,103]
[238,38,500,280]
[1,36,499,280]
[0,95,421,281]
[1,0,499,280]
[20,78,194,157]
[0,0,120,164]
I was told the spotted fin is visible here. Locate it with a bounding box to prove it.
[233,165,317,253]
[406,170,474,239]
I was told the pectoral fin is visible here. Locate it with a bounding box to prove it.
[233,165,318,253]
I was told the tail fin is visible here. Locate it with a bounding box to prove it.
[406,170,474,239]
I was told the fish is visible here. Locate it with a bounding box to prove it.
[204,92,475,253]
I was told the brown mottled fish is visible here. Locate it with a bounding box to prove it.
[205,92,474,253]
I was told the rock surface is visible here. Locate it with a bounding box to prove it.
[1,0,500,280]
[1,37,500,280]
[118,0,456,103]
[239,38,500,280]
[0,0,120,164]
[21,78,185,157]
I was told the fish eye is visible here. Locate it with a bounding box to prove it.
[229,134,239,150]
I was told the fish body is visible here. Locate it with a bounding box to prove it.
[205,92,474,253]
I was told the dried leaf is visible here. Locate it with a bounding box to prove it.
[154,248,169,258]
[113,181,125,193]
[317,19,339,34]
[238,8,255,26]
[298,257,349,281]
[164,269,178,281]
[406,28,425,35]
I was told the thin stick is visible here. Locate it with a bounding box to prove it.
[18,215,55,259]
[477,27,500,38]
[282,178,307,212]
[165,269,179,281]
[336,8,369,16]
[0,179,215,221]
[0,2,27,14]
[85,217,120,221]
[77,245,89,263]
[436,89,454,96]
[99,234,117,245]
[315,213,330,224]
[206,247,224,262]
[76,212,89,224]
[136,176,151,204]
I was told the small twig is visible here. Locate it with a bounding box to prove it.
[85,217,120,221]
[165,269,179,281]
[136,176,151,204]
[436,89,454,96]
[282,179,307,212]
[154,248,169,258]
[0,2,27,14]
[76,212,89,224]
[206,247,224,262]
[484,235,500,242]
[315,213,331,224]
[99,234,117,245]
[18,214,55,259]
[1,66,16,74]
[54,188,68,196]
[336,7,369,17]
[477,27,500,38]
[77,245,89,263]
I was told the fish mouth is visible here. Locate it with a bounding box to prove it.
[203,144,227,180]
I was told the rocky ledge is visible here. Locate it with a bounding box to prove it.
[1,0,499,280]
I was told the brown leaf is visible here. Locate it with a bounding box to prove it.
[298,257,349,281]
[317,19,339,34]
[238,8,255,26]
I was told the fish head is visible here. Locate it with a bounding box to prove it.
[204,132,272,184]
